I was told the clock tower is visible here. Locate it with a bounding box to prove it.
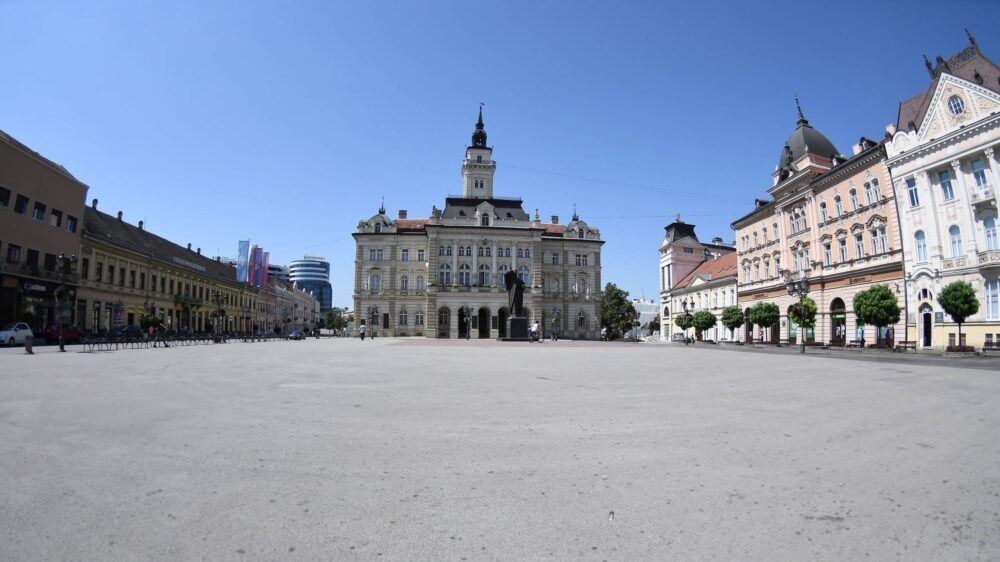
[461,106,496,198]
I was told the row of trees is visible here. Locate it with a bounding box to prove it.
[668,281,980,348]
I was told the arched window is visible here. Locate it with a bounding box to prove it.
[485,246,492,257]
[939,170,955,201]
[458,246,465,257]
[518,265,530,284]
[465,246,471,256]
[497,264,510,276]
[985,217,998,251]
[834,195,843,216]
[819,201,828,222]
[504,248,511,258]
[762,226,768,243]
[458,263,472,286]
[374,224,382,233]
[577,311,588,328]
[401,275,409,290]
[439,263,452,284]
[416,275,425,290]
[477,246,484,257]
[575,274,588,295]
[446,246,453,256]
[478,264,491,286]
[415,309,425,325]
[369,273,381,292]
[438,246,444,256]
[399,309,408,326]
[985,277,1000,320]
[524,248,531,258]
[753,232,759,246]
[517,248,524,258]
[849,188,859,211]
[950,225,963,257]
[915,230,927,262]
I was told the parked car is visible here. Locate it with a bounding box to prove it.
[287,330,305,340]
[44,324,84,344]
[672,332,690,343]
[109,325,145,339]
[1,322,34,346]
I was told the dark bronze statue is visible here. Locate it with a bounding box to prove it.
[503,269,524,317]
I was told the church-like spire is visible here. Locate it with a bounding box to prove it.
[378,196,385,215]
[794,95,808,126]
[471,103,488,148]
[966,28,977,47]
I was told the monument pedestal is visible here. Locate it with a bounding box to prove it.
[503,316,529,341]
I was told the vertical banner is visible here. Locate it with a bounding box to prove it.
[249,244,259,286]
[236,240,250,283]
[263,252,270,288]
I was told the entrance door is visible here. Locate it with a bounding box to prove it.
[458,308,469,339]
[478,308,490,338]
[921,308,933,348]
[437,308,450,338]
[830,298,846,346]
[498,308,508,338]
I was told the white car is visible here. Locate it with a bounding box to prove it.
[1,322,33,346]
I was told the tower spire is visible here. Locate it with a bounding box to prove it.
[471,104,487,148]
[379,196,385,215]
[794,94,807,125]
[966,28,977,46]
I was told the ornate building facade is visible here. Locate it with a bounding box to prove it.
[352,110,604,339]
[885,32,1000,349]
[732,106,905,345]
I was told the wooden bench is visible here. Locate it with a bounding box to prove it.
[846,339,863,348]
[983,341,999,356]
[895,340,917,352]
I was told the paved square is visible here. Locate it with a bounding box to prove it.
[1,340,998,561]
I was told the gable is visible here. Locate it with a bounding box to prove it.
[917,74,1000,144]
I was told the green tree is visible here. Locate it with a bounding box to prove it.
[720,306,744,341]
[788,297,818,328]
[673,313,693,331]
[852,284,900,345]
[691,310,717,341]
[937,281,979,348]
[600,283,638,341]
[324,309,336,330]
[748,302,780,342]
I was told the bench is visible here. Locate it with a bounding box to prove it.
[846,339,864,349]
[984,341,1000,356]
[895,340,917,352]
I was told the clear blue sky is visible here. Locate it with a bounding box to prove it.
[2,0,997,306]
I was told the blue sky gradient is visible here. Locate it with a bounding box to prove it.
[2,0,997,306]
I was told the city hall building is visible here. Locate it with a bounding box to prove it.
[352,110,604,339]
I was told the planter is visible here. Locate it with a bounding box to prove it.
[943,351,978,358]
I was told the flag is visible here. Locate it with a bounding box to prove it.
[236,240,250,283]
[263,252,270,288]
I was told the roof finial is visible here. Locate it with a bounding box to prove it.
[794,94,807,125]
[477,102,484,127]
[674,212,681,223]
[966,28,977,46]
[923,54,934,76]
[379,196,385,215]
[572,203,579,221]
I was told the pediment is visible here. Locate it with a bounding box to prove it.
[917,74,1000,144]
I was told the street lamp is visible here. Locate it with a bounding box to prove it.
[785,270,810,355]
[210,289,225,340]
[681,299,693,344]
[54,253,77,352]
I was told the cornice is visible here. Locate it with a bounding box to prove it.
[887,113,1000,168]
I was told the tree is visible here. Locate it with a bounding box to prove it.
[673,312,692,330]
[720,306,744,341]
[748,302,780,342]
[852,284,900,345]
[691,310,717,341]
[324,309,336,330]
[937,281,979,349]
[600,283,638,341]
[788,296,818,328]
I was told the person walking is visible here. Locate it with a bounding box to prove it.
[359,322,366,341]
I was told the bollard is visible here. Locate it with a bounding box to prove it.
[24,334,34,355]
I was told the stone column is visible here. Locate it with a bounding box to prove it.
[491,242,497,284]
[952,159,979,254]
[986,147,1000,203]
[922,170,943,261]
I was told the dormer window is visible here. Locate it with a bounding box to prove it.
[481,214,490,226]
[577,230,584,239]
[477,155,482,163]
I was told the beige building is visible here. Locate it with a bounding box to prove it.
[0,129,88,331]
[77,201,262,335]
[732,107,905,345]
[353,110,604,339]
[885,32,1000,349]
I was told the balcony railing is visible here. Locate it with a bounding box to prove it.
[969,184,995,204]
[978,249,1000,266]
[942,256,969,270]
[0,261,80,284]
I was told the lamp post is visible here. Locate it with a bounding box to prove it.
[54,253,78,352]
[681,299,693,344]
[210,289,225,340]
[785,271,810,355]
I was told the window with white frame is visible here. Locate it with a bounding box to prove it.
[939,170,955,201]
[915,230,928,262]
[577,311,587,328]
[870,227,887,255]
[834,195,843,216]
[774,255,781,274]
[416,275,425,290]
[753,232,758,246]
[446,246,453,256]
[824,243,832,266]
[763,256,770,278]
[458,264,472,286]
[870,178,881,202]
[518,265,530,284]
[369,273,381,292]
[517,248,523,258]
[417,249,425,262]
[820,201,828,222]
[551,252,560,265]
[849,188,859,211]
[854,233,865,258]
[477,246,484,257]
[478,264,491,286]
[753,262,759,281]
[401,249,409,261]
[743,262,751,280]
[438,246,445,256]
[972,159,989,187]
[415,309,425,325]
[985,217,998,251]
[950,225,963,257]
[376,249,383,261]
[399,309,408,326]
[458,246,466,257]
[575,253,588,266]
[439,263,451,284]
[401,275,409,290]
[906,178,920,207]
[369,249,377,261]
[839,238,848,262]
[985,278,1000,320]
[524,248,530,258]
[762,227,768,243]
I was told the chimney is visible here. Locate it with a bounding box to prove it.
[885,123,896,136]
[551,215,559,224]
[187,243,192,250]
[852,143,862,155]
[138,220,144,230]
[117,211,123,221]
[398,210,407,219]
[91,198,98,209]
[197,248,201,255]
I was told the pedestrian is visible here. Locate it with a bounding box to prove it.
[359,322,366,341]
[856,325,865,348]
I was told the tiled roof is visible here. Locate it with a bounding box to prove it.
[541,223,566,235]
[675,252,737,289]
[395,218,429,230]
[83,207,237,282]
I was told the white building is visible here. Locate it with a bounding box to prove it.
[352,109,605,339]
[885,31,1000,349]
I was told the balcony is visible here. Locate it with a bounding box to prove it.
[969,184,996,208]
[941,256,969,270]
[0,262,80,285]
[979,249,1000,268]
